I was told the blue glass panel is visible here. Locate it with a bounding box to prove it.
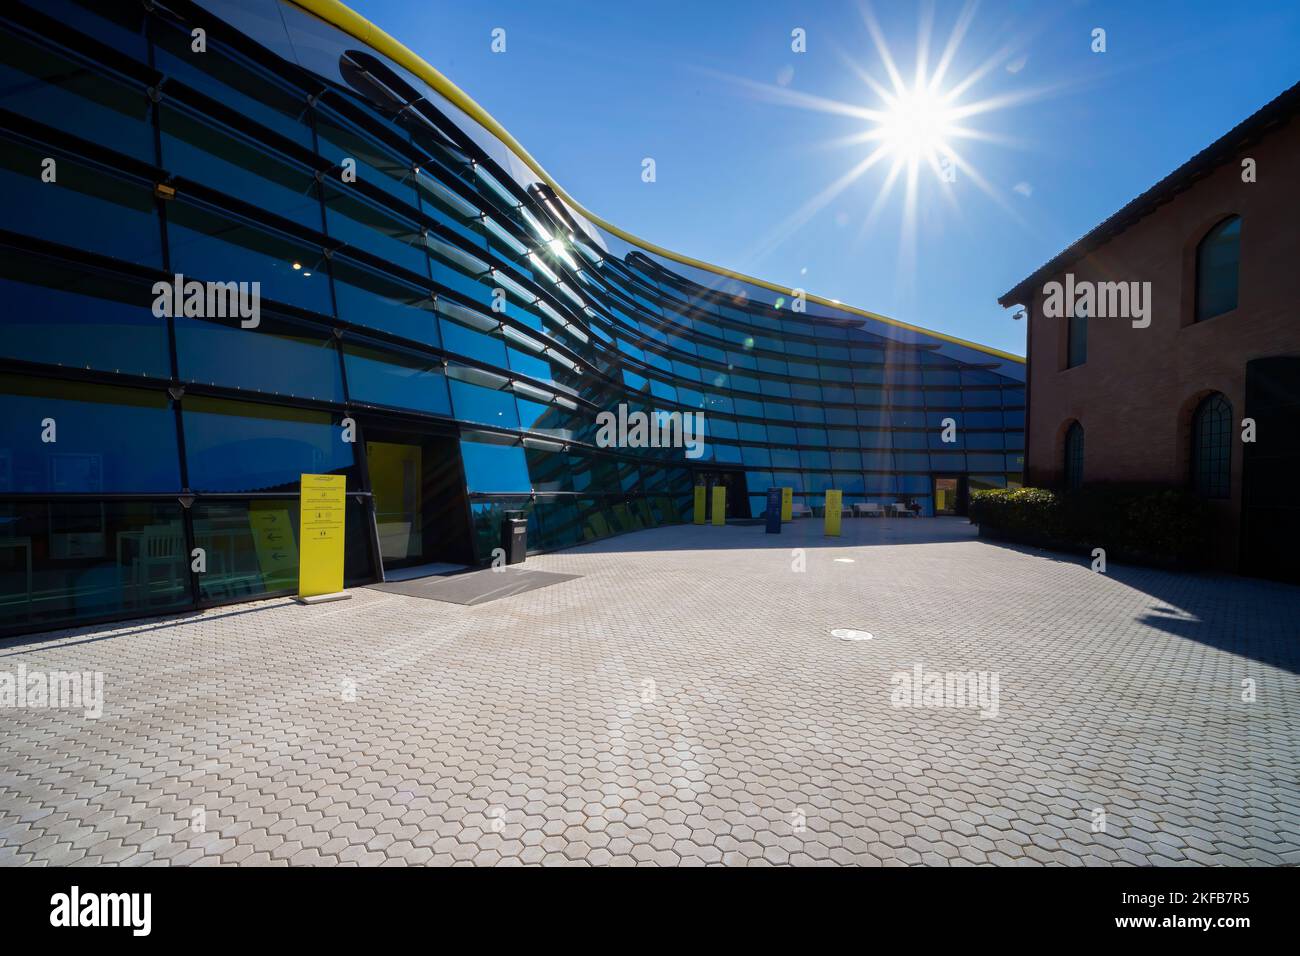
[154,28,311,147]
[864,474,898,494]
[324,186,427,275]
[441,320,508,366]
[713,443,742,464]
[0,136,161,267]
[176,314,343,402]
[34,0,148,57]
[834,472,865,493]
[183,397,356,493]
[332,259,440,347]
[317,117,419,207]
[773,471,802,491]
[343,340,451,415]
[648,378,677,403]
[160,106,321,227]
[461,440,531,493]
[515,399,552,431]
[771,448,800,469]
[967,455,1003,473]
[0,25,153,160]
[167,202,331,315]
[507,346,552,384]
[0,255,169,378]
[962,390,1002,407]
[450,379,520,427]
[706,418,738,440]
[0,375,179,492]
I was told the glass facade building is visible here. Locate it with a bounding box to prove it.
[0,0,1024,635]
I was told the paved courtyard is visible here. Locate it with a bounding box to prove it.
[2,518,1298,866]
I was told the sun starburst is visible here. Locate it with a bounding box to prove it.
[704,1,1057,292]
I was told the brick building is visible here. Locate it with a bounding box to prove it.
[999,81,1300,579]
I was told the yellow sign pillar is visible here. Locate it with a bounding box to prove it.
[693,486,706,524]
[298,473,348,600]
[711,485,726,526]
[780,487,793,521]
[824,489,842,536]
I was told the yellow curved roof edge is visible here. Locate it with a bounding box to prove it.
[291,0,1025,365]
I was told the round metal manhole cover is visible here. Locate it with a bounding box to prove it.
[831,628,873,641]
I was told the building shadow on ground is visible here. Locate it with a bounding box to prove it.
[977,538,1300,675]
[565,516,981,555]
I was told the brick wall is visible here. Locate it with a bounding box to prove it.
[1022,118,1300,567]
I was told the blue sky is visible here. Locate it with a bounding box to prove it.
[347,0,1299,356]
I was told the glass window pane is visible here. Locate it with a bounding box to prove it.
[0,500,188,632]
[167,201,332,315]
[0,251,170,377]
[332,258,440,347]
[1195,216,1241,322]
[343,339,451,415]
[1192,394,1232,498]
[0,135,161,267]
[192,496,372,601]
[323,184,428,275]
[1067,312,1088,368]
[160,106,322,227]
[182,396,357,493]
[317,115,418,206]
[0,375,180,492]
[449,378,519,428]
[461,439,530,493]
[176,314,343,402]
[0,23,154,160]
[154,25,312,147]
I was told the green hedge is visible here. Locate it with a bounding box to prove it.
[969,485,1212,568]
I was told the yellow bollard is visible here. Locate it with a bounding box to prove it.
[711,485,726,526]
[824,489,842,536]
[780,487,793,521]
[693,485,706,524]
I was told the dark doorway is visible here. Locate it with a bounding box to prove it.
[932,475,967,516]
[693,468,751,521]
[362,421,475,572]
[1242,357,1300,583]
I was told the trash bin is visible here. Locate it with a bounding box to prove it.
[500,511,527,565]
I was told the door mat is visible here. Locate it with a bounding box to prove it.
[382,562,468,582]
[368,567,580,606]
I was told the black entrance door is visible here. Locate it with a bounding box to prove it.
[692,469,751,521]
[361,422,475,571]
[1242,357,1300,582]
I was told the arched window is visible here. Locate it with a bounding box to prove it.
[1195,216,1241,322]
[1063,421,1084,491]
[1191,393,1232,498]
